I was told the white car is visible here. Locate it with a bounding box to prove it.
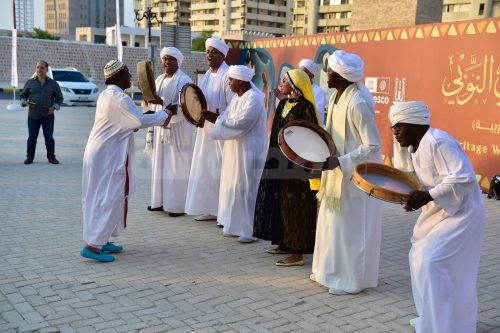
[48,67,99,106]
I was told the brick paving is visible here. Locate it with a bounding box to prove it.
[0,101,499,333]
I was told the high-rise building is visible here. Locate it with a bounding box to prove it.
[134,0,191,29]
[45,0,124,39]
[190,0,292,36]
[442,0,500,21]
[292,0,443,35]
[15,0,35,31]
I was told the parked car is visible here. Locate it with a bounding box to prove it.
[47,67,99,106]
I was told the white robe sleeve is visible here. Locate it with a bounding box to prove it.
[212,92,259,140]
[338,99,382,173]
[427,138,477,216]
[120,94,168,129]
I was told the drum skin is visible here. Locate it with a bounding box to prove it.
[137,61,160,103]
[352,163,422,204]
[278,119,336,170]
[180,83,207,125]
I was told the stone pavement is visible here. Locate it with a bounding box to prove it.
[0,101,499,333]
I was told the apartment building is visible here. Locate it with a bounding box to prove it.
[292,0,442,34]
[190,0,292,36]
[442,0,500,21]
[45,0,124,39]
[134,0,191,28]
[14,0,35,32]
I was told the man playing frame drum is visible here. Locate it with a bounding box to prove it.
[81,60,172,262]
[310,50,383,294]
[185,38,235,223]
[389,101,485,333]
[144,47,193,217]
[202,65,267,243]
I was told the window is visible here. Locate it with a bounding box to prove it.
[479,3,485,15]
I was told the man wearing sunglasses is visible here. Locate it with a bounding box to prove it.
[389,101,485,333]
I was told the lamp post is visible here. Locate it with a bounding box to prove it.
[134,5,165,69]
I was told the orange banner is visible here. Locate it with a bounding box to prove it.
[240,18,500,185]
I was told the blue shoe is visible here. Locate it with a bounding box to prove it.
[80,247,115,262]
[102,242,123,253]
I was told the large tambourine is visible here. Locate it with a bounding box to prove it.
[137,61,161,103]
[180,83,207,126]
[278,119,336,170]
[352,163,422,204]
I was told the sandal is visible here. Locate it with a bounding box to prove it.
[265,247,289,254]
[275,256,304,267]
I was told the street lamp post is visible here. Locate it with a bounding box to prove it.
[134,5,165,70]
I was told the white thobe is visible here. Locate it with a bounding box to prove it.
[82,85,168,246]
[212,88,268,239]
[311,86,383,294]
[408,128,485,333]
[312,83,326,125]
[185,63,235,216]
[148,70,193,213]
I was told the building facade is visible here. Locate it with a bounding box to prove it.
[134,0,191,29]
[442,0,500,21]
[190,0,291,36]
[15,0,35,32]
[292,0,443,34]
[45,0,124,39]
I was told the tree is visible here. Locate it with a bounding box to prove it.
[192,30,214,52]
[31,28,60,40]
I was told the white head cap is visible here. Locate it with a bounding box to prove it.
[328,50,364,82]
[228,65,254,82]
[298,59,319,76]
[388,101,431,126]
[205,37,229,56]
[160,47,184,66]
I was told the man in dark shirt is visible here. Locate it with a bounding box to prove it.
[20,60,63,164]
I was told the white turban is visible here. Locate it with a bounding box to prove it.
[160,47,184,66]
[228,65,254,82]
[328,50,364,82]
[205,37,229,57]
[298,59,319,76]
[388,101,431,126]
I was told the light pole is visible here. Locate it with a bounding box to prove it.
[134,5,165,70]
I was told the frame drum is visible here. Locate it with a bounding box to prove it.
[352,163,422,204]
[180,83,207,125]
[137,61,160,103]
[278,119,336,170]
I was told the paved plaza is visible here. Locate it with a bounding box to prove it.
[0,101,499,333]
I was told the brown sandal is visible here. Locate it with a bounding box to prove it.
[265,247,289,254]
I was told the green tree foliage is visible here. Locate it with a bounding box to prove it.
[192,30,214,52]
[31,28,60,40]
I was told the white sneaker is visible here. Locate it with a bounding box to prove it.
[238,236,256,243]
[194,214,217,221]
[409,317,419,328]
[223,232,237,237]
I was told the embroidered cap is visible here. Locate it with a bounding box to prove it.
[104,60,126,79]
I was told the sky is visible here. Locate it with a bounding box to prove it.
[0,0,135,30]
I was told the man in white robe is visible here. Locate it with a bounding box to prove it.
[81,60,172,263]
[310,50,383,294]
[299,58,327,125]
[388,101,485,333]
[146,47,193,216]
[185,37,235,222]
[202,65,268,243]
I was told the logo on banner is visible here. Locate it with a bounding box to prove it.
[394,78,406,102]
[365,77,390,94]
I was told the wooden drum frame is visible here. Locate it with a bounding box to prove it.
[352,163,422,204]
[179,83,207,126]
[278,119,336,170]
[137,61,160,103]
